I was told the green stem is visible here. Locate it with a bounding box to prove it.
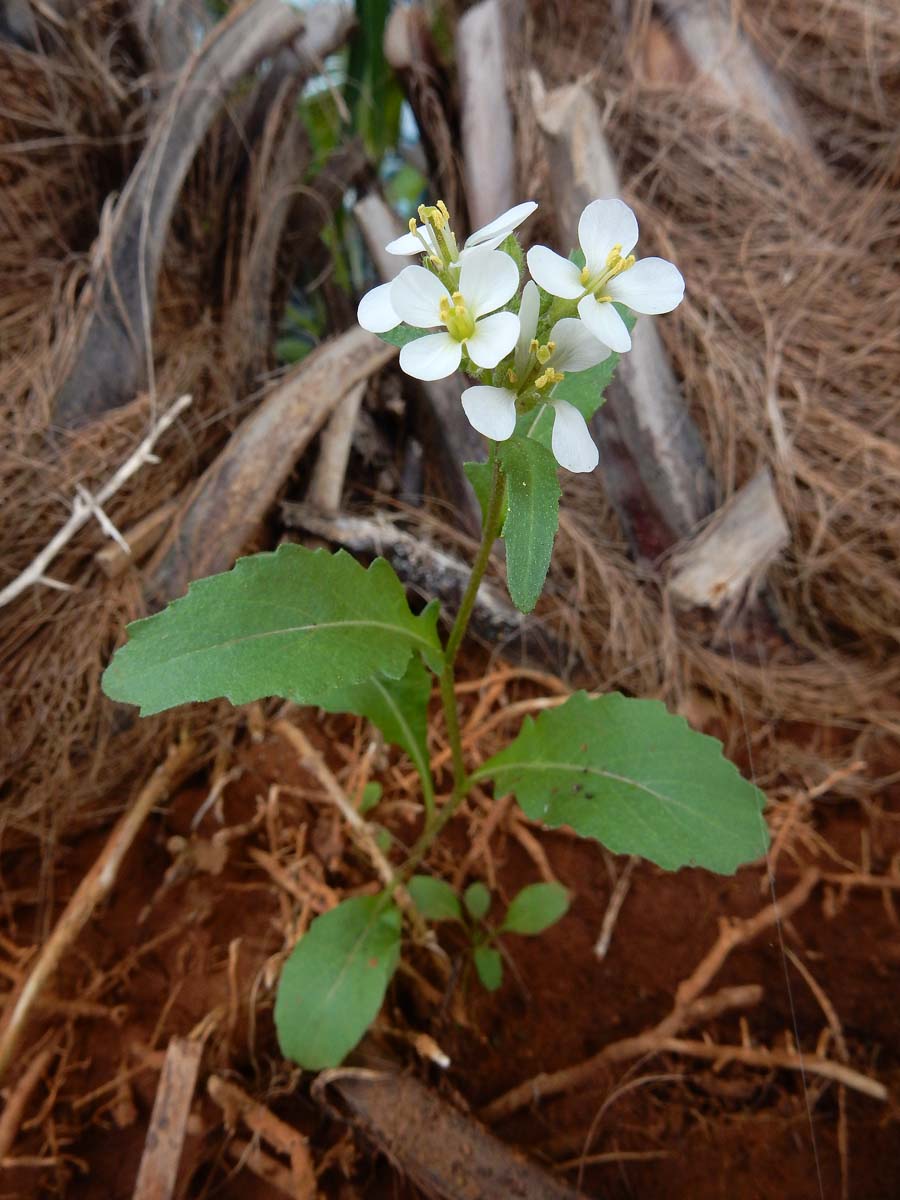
[403,452,506,879]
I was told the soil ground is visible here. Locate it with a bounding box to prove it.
[4,687,899,1200]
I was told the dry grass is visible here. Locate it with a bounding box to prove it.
[2,0,900,854]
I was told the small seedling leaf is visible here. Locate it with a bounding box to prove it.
[408,875,463,922]
[474,945,503,991]
[463,881,491,921]
[275,894,401,1069]
[501,882,570,935]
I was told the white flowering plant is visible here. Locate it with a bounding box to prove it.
[102,197,767,1071]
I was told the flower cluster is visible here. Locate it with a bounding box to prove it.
[358,198,684,473]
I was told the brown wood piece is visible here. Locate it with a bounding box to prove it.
[131,1037,202,1200]
[328,1070,585,1200]
[146,328,396,604]
[455,0,516,229]
[52,0,312,428]
[94,498,179,579]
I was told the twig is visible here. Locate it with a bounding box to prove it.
[0,740,196,1082]
[594,856,638,959]
[208,1075,315,1199]
[132,1036,203,1200]
[650,1038,886,1102]
[0,1040,57,1158]
[481,871,824,1122]
[0,393,192,609]
[273,720,437,952]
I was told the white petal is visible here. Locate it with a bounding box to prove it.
[606,257,685,314]
[547,317,610,372]
[551,400,599,473]
[526,245,583,299]
[465,311,520,369]
[577,295,632,352]
[461,386,517,441]
[514,280,540,376]
[458,249,519,318]
[578,199,639,273]
[357,282,400,333]
[464,200,538,249]
[399,332,462,381]
[385,230,425,255]
[390,266,450,328]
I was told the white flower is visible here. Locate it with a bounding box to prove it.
[385,200,537,262]
[357,281,401,334]
[389,250,520,381]
[526,199,684,353]
[460,281,608,471]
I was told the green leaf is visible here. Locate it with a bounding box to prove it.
[473,946,503,991]
[463,461,494,526]
[463,881,491,921]
[102,545,443,717]
[275,895,401,1069]
[319,656,434,805]
[377,324,431,349]
[359,782,382,814]
[475,692,769,874]
[408,875,462,922]
[345,0,402,159]
[498,438,560,613]
[501,882,570,935]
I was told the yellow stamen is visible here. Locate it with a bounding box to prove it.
[409,217,418,235]
[437,200,450,221]
[535,367,565,390]
[507,369,518,384]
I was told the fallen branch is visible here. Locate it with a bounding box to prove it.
[132,1036,203,1200]
[456,0,516,229]
[0,740,196,1083]
[53,0,311,427]
[0,394,191,609]
[147,330,395,603]
[305,381,367,514]
[322,1069,584,1200]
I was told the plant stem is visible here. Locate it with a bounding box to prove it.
[404,452,506,879]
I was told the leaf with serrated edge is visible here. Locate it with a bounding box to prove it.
[102,545,443,717]
[501,882,570,935]
[408,876,462,922]
[275,895,401,1069]
[319,656,434,804]
[499,438,560,613]
[474,692,769,874]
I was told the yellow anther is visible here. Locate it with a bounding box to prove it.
[429,255,443,270]
[546,340,556,353]
[439,297,452,321]
[580,265,591,286]
[451,291,464,304]
[605,244,623,268]
[535,367,564,390]
[409,217,418,235]
[507,369,518,384]
[529,338,540,353]
[437,200,450,221]
[536,344,552,365]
